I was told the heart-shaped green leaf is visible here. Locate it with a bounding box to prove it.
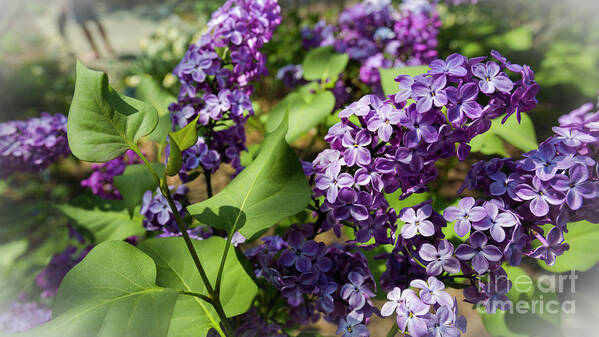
[67,62,158,162]
[13,241,178,337]
[187,114,311,238]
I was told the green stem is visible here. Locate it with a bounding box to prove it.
[403,243,428,269]
[386,324,400,337]
[160,180,235,337]
[133,147,235,337]
[215,230,233,295]
[178,290,212,303]
[205,170,213,198]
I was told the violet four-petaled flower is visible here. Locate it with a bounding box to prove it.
[455,231,503,274]
[419,240,461,276]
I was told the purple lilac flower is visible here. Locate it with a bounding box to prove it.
[396,290,430,337]
[522,143,572,181]
[0,113,69,178]
[410,276,453,307]
[315,165,354,203]
[428,54,467,78]
[488,172,521,200]
[81,150,141,199]
[140,185,188,234]
[412,75,448,113]
[455,231,503,274]
[400,204,435,239]
[279,232,320,273]
[553,165,596,210]
[341,271,376,310]
[419,240,460,276]
[530,228,569,266]
[473,202,518,243]
[443,197,487,237]
[381,287,403,317]
[366,104,402,142]
[426,306,461,337]
[515,177,563,217]
[445,82,482,123]
[400,105,439,147]
[471,61,514,94]
[337,316,369,337]
[342,130,372,167]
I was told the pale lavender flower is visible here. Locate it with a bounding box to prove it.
[315,165,354,203]
[401,204,435,239]
[367,104,402,142]
[412,76,448,113]
[472,61,513,94]
[410,276,453,307]
[342,130,373,166]
[443,197,487,237]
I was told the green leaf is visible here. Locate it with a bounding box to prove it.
[136,76,176,143]
[302,46,349,81]
[266,85,335,142]
[114,163,165,216]
[490,113,537,152]
[187,114,312,238]
[470,114,536,156]
[469,132,509,157]
[139,236,257,336]
[67,62,158,162]
[14,241,178,337]
[136,76,176,117]
[166,116,199,176]
[379,66,431,97]
[56,193,145,243]
[539,220,599,272]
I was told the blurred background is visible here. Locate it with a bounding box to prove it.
[1,0,599,336]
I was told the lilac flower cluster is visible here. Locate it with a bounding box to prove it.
[0,113,69,178]
[0,301,51,333]
[81,150,141,199]
[140,185,189,234]
[457,99,599,267]
[301,0,441,89]
[246,227,378,331]
[381,277,466,337]
[169,0,281,176]
[139,184,213,240]
[311,52,538,246]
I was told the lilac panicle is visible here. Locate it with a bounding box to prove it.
[170,0,281,177]
[0,113,69,178]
